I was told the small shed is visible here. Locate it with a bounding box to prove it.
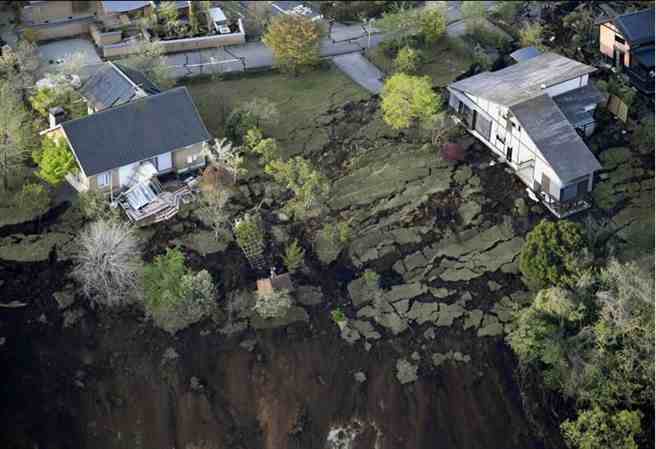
[257,272,294,296]
[510,46,542,63]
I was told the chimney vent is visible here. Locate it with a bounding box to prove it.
[48,106,66,128]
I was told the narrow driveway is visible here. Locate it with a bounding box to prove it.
[331,52,384,94]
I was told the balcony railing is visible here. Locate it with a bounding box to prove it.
[538,190,591,218]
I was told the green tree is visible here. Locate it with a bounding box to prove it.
[18,182,50,218]
[36,136,78,186]
[253,288,292,319]
[506,287,589,391]
[519,219,587,289]
[0,82,32,192]
[631,116,654,154]
[381,73,440,129]
[225,109,258,144]
[79,190,120,221]
[123,40,173,89]
[237,98,280,129]
[159,1,181,37]
[265,156,329,211]
[283,240,305,273]
[252,137,281,163]
[394,46,421,74]
[315,221,351,264]
[561,407,642,449]
[376,5,420,46]
[143,248,216,334]
[519,22,545,50]
[262,15,322,75]
[461,0,487,33]
[420,6,447,43]
[29,85,86,121]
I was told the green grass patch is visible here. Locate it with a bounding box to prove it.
[366,37,473,87]
[184,66,368,157]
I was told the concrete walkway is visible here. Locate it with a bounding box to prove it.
[331,52,384,94]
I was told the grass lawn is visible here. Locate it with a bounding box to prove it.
[365,37,474,88]
[184,65,369,157]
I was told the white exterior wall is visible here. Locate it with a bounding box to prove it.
[449,88,566,198]
[543,75,588,97]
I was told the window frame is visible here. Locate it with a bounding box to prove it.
[97,171,111,188]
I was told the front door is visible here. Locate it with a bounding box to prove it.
[614,48,625,69]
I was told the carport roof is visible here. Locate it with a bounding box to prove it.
[101,1,151,13]
[80,62,160,111]
[61,87,210,176]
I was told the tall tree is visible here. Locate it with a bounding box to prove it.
[0,82,31,192]
[262,15,322,75]
[123,40,174,89]
[381,73,440,130]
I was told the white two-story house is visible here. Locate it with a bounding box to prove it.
[448,52,605,217]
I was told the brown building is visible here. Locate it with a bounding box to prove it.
[599,8,655,94]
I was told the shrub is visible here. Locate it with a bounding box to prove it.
[253,288,292,319]
[244,127,264,151]
[72,220,141,307]
[471,43,492,70]
[315,221,351,264]
[225,110,258,145]
[262,15,322,75]
[252,137,281,163]
[420,7,447,43]
[363,269,381,289]
[18,182,50,218]
[36,136,78,185]
[592,182,619,211]
[461,0,487,34]
[493,2,521,23]
[519,219,587,288]
[79,190,120,221]
[237,98,279,129]
[519,22,545,50]
[381,73,440,129]
[631,117,654,154]
[265,156,329,211]
[143,248,216,334]
[283,240,305,273]
[561,407,642,449]
[394,46,421,74]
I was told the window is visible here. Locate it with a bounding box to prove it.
[496,134,505,144]
[97,171,111,187]
[614,35,626,45]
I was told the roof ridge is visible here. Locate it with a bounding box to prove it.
[615,7,655,20]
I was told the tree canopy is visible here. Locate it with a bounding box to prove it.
[36,136,79,186]
[0,81,32,191]
[519,219,587,289]
[381,73,440,129]
[262,15,322,74]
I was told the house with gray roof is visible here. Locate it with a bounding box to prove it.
[43,86,210,196]
[448,52,604,218]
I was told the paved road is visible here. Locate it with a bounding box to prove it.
[164,22,386,78]
[331,52,384,94]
